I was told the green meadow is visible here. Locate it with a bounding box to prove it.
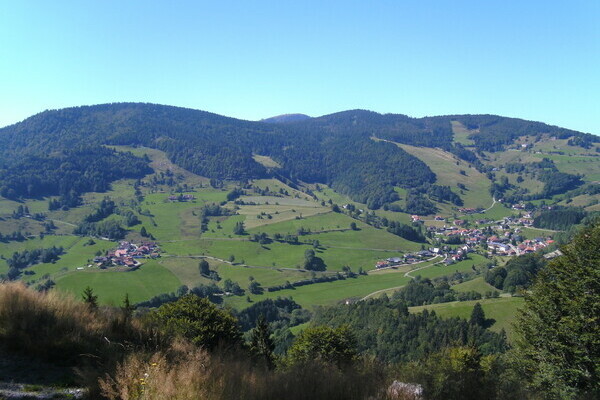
[55,260,181,305]
[409,296,525,340]
[451,276,497,295]
[0,142,568,312]
[396,142,493,211]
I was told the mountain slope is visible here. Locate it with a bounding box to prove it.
[0,104,434,209]
[0,103,597,210]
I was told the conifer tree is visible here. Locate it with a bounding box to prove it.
[82,286,98,310]
[469,303,486,327]
[514,221,600,398]
[121,293,134,320]
[250,314,275,369]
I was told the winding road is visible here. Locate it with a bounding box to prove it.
[361,255,447,300]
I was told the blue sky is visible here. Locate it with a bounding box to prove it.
[1,1,598,133]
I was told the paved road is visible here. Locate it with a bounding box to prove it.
[361,255,447,300]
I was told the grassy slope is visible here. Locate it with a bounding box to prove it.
[5,140,580,310]
[226,272,414,310]
[55,260,181,305]
[412,254,488,279]
[451,121,476,146]
[452,276,497,295]
[395,143,493,210]
[409,296,525,339]
[0,235,112,275]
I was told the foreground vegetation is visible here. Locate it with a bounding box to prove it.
[0,220,598,399]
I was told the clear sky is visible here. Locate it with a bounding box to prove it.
[1,1,598,134]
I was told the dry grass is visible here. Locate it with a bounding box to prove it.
[0,283,419,399]
[0,282,106,361]
[99,342,392,400]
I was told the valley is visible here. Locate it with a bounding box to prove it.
[0,105,598,337]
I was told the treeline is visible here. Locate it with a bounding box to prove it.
[533,208,587,230]
[234,297,308,331]
[0,104,436,210]
[453,114,591,152]
[71,196,146,239]
[337,204,426,242]
[266,272,355,293]
[6,246,64,270]
[0,146,151,205]
[136,283,224,308]
[501,158,583,202]
[426,184,463,206]
[405,191,437,215]
[200,203,231,232]
[539,171,583,197]
[386,220,426,242]
[84,197,116,223]
[2,246,64,280]
[1,103,594,211]
[485,253,546,293]
[312,295,507,363]
[0,231,27,243]
[390,277,485,307]
[385,184,463,216]
[73,219,127,240]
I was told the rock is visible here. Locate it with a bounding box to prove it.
[387,380,424,400]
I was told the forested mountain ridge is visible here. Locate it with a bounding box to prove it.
[0,103,596,209]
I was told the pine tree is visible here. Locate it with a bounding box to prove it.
[469,302,486,327]
[250,314,275,369]
[82,286,98,310]
[514,221,600,398]
[121,292,134,320]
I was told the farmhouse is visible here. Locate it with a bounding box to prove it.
[168,194,196,202]
[94,241,160,269]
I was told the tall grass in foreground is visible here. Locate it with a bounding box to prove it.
[0,282,160,393]
[98,340,390,400]
[0,283,403,399]
[0,282,107,361]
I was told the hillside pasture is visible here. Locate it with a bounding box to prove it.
[395,143,493,210]
[451,276,498,295]
[409,296,525,339]
[238,204,330,229]
[110,145,210,187]
[252,155,281,169]
[410,254,488,280]
[451,121,476,146]
[250,178,312,201]
[55,260,181,305]
[240,196,319,207]
[225,271,414,310]
[0,235,97,274]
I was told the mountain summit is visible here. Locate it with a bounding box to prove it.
[260,113,311,123]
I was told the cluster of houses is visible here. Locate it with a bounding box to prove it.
[429,225,488,244]
[501,214,534,227]
[167,194,196,202]
[375,249,438,269]
[374,245,474,269]
[425,218,555,257]
[488,236,554,256]
[93,241,160,269]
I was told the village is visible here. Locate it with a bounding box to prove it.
[375,213,554,269]
[93,241,161,269]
